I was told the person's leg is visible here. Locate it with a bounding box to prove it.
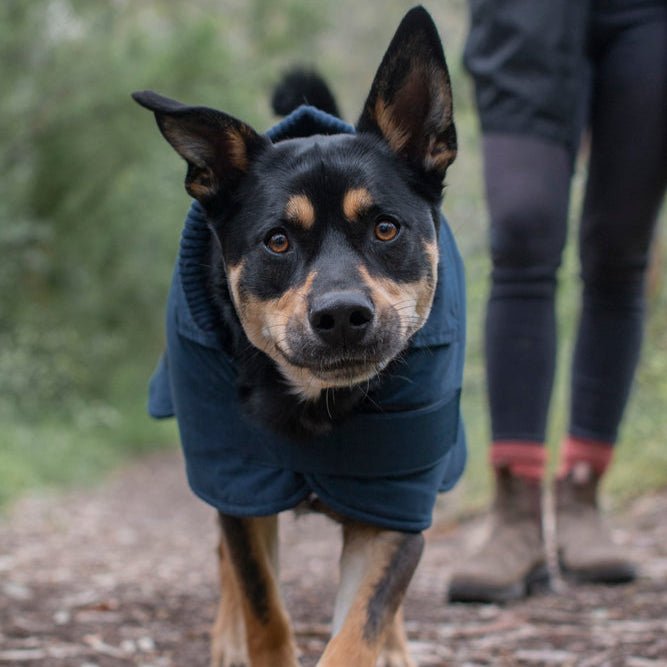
[448,135,572,603]
[450,0,589,603]
[557,3,667,582]
[485,135,572,468]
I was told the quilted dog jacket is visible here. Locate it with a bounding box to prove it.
[148,106,467,532]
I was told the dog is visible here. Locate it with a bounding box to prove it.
[134,6,464,666]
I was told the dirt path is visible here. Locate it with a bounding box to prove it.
[1,451,666,667]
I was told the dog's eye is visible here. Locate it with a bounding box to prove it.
[374,219,400,242]
[265,229,290,254]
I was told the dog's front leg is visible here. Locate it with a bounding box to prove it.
[317,523,424,667]
[213,514,298,667]
[211,527,249,667]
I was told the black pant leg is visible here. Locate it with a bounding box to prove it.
[571,4,667,442]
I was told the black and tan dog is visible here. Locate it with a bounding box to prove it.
[134,7,460,666]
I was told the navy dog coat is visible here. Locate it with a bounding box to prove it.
[148,106,467,533]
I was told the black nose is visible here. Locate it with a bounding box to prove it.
[309,291,374,347]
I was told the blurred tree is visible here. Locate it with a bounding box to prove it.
[0,0,328,418]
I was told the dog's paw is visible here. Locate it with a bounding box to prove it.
[210,635,248,667]
[377,649,417,667]
[210,650,248,667]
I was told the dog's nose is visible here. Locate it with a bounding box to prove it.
[309,291,374,347]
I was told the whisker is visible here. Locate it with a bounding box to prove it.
[325,388,333,419]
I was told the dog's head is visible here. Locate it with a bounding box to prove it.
[133,7,456,399]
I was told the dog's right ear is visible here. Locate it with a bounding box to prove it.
[357,7,456,180]
[132,91,269,203]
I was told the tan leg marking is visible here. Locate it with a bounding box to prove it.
[378,606,416,667]
[219,515,298,667]
[318,524,423,667]
[211,535,249,667]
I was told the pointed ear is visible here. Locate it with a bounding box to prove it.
[357,6,457,179]
[132,90,269,203]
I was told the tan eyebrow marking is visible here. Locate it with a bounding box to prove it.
[343,187,374,222]
[284,194,316,230]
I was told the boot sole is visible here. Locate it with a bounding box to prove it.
[559,559,637,585]
[447,563,551,604]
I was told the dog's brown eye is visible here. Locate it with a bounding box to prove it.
[374,219,400,242]
[265,229,290,254]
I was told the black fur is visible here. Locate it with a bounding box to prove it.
[271,67,340,118]
[364,532,424,641]
[218,515,270,623]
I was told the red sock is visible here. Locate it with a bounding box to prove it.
[491,441,546,481]
[558,435,613,478]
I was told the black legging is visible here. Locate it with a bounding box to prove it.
[484,7,667,445]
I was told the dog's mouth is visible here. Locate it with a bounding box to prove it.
[269,314,409,392]
[312,356,388,382]
[276,346,390,384]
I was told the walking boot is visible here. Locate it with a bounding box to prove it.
[447,467,549,603]
[555,462,636,584]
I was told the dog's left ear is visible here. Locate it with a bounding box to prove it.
[357,6,456,179]
[132,91,269,204]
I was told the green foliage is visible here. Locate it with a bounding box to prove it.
[0,0,328,503]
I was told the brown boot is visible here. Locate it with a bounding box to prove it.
[555,462,636,584]
[447,468,549,603]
